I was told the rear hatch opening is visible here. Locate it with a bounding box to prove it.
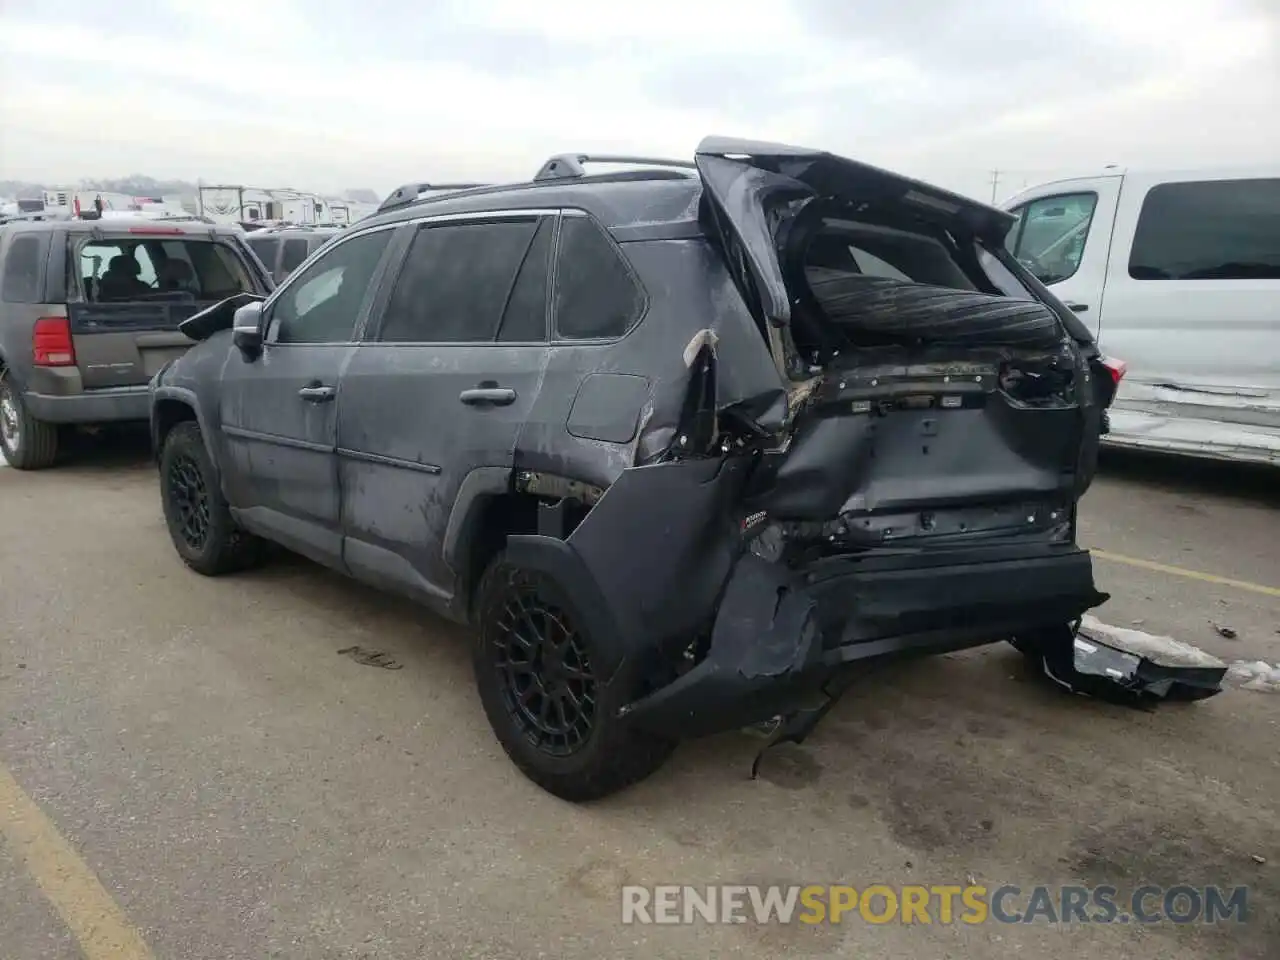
[66,228,260,389]
[692,140,1104,554]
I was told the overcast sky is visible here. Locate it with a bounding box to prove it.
[0,0,1275,202]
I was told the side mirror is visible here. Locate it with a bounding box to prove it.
[232,301,265,359]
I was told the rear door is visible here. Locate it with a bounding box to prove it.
[693,140,1096,539]
[1002,175,1123,337]
[337,212,554,605]
[219,226,398,568]
[67,227,261,389]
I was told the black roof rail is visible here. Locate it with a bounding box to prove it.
[533,154,697,182]
[377,182,492,215]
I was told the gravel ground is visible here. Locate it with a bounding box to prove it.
[1,435,1277,959]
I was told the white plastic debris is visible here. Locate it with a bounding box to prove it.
[1225,659,1280,693]
[1078,615,1226,669]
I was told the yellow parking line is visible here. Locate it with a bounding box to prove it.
[1090,548,1280,598]
[0,762,154,960]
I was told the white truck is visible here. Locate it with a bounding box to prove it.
[1002,167,1280,465]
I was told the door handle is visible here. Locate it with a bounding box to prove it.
[459,387,517,406]
[1064,301,1090,313]
[298,384,336,403]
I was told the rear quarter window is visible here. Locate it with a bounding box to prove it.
[1,234,44,303]
[553,214,646,340]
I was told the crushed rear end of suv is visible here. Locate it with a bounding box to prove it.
[504,141,1124,776]
[151,138,1150,800]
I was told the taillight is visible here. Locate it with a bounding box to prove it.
[1099,355,1127,387]
[128,226,185,235]
[32,316,76,366]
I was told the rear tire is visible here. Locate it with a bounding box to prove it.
[472,551,677,801]
[159,420,264,575]
[0,370,59,470]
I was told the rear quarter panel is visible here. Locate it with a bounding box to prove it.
[0,228,55,390]
[514,237,784,489]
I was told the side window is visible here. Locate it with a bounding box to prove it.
[1129,179,1280,281]
[1003,208,1025,256]
[246,237,278,272]
[1,235,43,303]
[1008,192,1097,285]
[497,218,552,342]
[280,238,310,277]
[553,215,645,340]
[378,218,541,343]
[271,229,392,344]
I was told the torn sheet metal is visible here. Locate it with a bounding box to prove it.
[1026,616,1228,704]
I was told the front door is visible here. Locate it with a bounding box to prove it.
[219,226,396,568]
[336,213,555,607]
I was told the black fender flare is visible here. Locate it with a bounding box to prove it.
[150,385,220,483]
[503,533,635,684]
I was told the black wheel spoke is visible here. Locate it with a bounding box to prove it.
[167,453,211,550]
[489,586,597,757]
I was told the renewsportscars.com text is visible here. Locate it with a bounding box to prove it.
[621,884,1250,926]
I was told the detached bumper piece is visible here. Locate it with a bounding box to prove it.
[620,544,1109,741]
[1020,616,1228,705]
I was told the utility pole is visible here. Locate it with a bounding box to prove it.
[989,169,1001,204]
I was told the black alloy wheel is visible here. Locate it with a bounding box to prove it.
[491,588,598,757]
[167,452,211,550]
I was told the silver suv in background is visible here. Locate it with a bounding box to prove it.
[243,225,345,284]
[0,218,272,468]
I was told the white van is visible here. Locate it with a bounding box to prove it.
[1002,169,1279,465]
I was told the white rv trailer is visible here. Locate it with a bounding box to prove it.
[197,185,346,226]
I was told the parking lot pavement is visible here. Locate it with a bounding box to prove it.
[1,438,1277,960]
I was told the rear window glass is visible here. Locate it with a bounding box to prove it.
[805,221,977,291]
[1129,179,1280,280]
[553,215,646,339]
[1,235,43,303]
[76,237,255,303]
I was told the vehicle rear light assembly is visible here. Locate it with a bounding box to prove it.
[128,226,185,235]
[32,316,76,366]
[1099,355,1127,387]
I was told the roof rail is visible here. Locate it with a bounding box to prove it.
[533,154,696,182]
[377,182,492,215]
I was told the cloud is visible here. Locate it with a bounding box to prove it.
[0,0,1275,201]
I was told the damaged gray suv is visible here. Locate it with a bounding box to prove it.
[149,137,1126,800]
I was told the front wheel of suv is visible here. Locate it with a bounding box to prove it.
[472,551,677,801]
[159,420,264,576]
[0,370,59,470]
